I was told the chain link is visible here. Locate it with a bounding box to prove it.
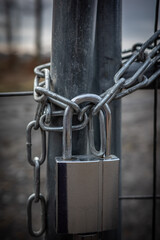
[94,30,160,113]
[26,120,46,166]
[34,102,46,130]
[27,193,46,237]
[34,62,51,78]
[26,120,46,237]
[26,30,160,238]
[34,157,40,203]
[39,112,89,132]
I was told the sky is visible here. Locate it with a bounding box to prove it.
[0,0,159,55]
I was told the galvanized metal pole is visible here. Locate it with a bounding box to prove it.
[46,1,98,239]
[95,1,121,156]
[46,0,121,239]
[95,1,122,240]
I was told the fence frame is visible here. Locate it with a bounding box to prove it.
[0,0,159,240]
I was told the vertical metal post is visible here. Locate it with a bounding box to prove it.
[153,1,159,239]
[95,1,122,240]
[95,0,121,157]
[46,0,121,239]
[46,1,98,240]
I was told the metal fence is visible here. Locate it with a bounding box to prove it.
[0,0,160,240]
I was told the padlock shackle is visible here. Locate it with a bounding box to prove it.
[63,94,111,159]
[89,109,106,157]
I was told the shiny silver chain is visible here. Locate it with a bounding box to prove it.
[26,30,160,238]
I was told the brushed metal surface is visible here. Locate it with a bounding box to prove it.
[56,155,119,234]
[102,156,119,230]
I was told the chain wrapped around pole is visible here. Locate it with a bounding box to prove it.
[33,30,160,120]
[26,30,160,238]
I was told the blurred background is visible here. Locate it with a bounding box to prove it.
[0,0,160,240]
[0,0,51,92]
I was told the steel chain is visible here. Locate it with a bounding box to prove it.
[33,30,160,119]
[27,30,160,238]
[26,120,46,237]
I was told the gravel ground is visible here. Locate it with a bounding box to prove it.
[0,90,160,240]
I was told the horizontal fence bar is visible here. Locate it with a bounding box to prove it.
[1,63,160,98]
[119,195,160,200]
[0,81,159,98]
[0,91,33,97]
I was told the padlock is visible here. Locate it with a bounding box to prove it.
[56,93,119,234]
[88,105,119,232]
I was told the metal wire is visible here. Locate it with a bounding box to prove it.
[119,195,160,200]
[153,1,159,240]
[0,91,33,97]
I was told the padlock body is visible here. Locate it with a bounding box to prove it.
[102,155,119,231]
[56,155,119,234]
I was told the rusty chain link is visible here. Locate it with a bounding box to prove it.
[27,30,160,238]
